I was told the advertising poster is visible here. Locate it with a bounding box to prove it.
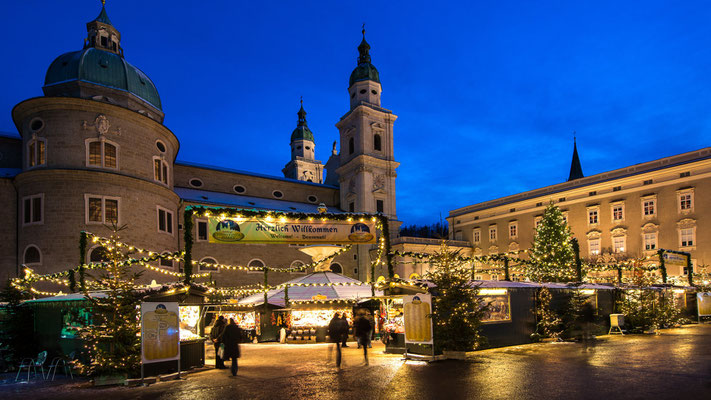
[208,217,376,244]
[698,293,711,317]
[403,294,434,345]
[662,251,689,267]
[141,302,180,364]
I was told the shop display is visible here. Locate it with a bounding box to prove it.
[480,294,511,322]
[288,309,351,341]
[221,312,259,333]
[179,305,202,341]
[381,299,404,334]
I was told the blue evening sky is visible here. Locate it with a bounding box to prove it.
[1,1,709,225]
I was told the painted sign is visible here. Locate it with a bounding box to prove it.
[661,251,689,267]
[403,293,433,345]
[141,302,180,363]
[208,217,376,244]
[698,293,711,317]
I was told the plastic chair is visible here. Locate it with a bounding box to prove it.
[15,351,47,382]
[48,351,76,381]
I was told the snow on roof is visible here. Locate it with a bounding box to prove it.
[238,271,380,307]
[25,292,108,303]
[175,187,344,214]
[472,280,541,289]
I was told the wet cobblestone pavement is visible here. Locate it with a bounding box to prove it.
[2,324,710,399]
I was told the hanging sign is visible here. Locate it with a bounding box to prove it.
[403,293,433,345]
[208,217,376,244]
[141,302,180,364]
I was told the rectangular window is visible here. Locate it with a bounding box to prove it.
[85,195,120,224]
[643,233,657,250]
[349,202,354,212]
[153,158,169,185]
[157,207,173,234]
[589,191,597,196]
[588,238,601,256]
[455,230,463,241]
[613,186,622,192]
[104,143,117,168]
[473,229,481,244]
[489,226,497,241]
[678,191,693,214]
[680,171,690,178]
[89,141,102,166]
[588,209,598,225]
[613,236,626,253]
[28,139,46,167]
[376,200,384,213]
[643,199,656,217]
[534,216,542,229]
[562,212,568,225]
[643,179,653,185]
[197,220,208,241]
[509,222,518,239]
[680,228,694,247]
[612,204,624,222]
[679,194,692,210]
[87,140,118,169]
[22,194,43,225]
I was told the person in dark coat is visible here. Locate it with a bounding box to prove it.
[221,318,243,376]
[354,312,373,365]
[328,313,344,368]
[210,316,226,369]
[340,314,350,347]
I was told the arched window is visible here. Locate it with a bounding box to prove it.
[23,245,41,265]
[290,260,306,274]
[86,139,118,169]
[199,257,219,272]
[374,134,382,151]
[89,246,109,263]
[349,137,354,155]
[159,252,174,269]
[247,259,265,274]
[329,263,343,274]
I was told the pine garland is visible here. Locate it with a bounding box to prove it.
[183,209,194,283]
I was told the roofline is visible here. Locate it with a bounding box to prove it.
[449,147,711,218]
[175,160,339,189]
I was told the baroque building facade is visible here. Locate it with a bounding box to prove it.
[447,143,711,282]
[0,5,399,287]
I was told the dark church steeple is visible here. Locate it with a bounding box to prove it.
[568,135,584,181]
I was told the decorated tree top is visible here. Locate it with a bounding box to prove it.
[528,203,576,282]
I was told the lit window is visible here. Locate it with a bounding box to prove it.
[85,195,119,224]
[153,157,169,185]
[678,189,694,214]
[642,198,656,217]
[534,216,542,229]
[509,222,518,239]
[643,233,657,251]
[489,226,497,241]
[613,236,626,253]
[27,138,46,168]
[86,139,118,169]
[588,238,601,256]
[680,228,695,247]
[612,204,624,222]
[473,229,481,244]
[22,194,43,226]
[588,208,599,225]
[157,206,174,235]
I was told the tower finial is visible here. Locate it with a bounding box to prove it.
[101,0,106,6]
[362,23,366,38]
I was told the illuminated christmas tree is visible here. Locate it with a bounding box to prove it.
[78,224,142,377]
[426,243,487,352]
[528,203,576,282]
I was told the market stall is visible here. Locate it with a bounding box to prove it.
[237,271,378,342]
[372,280,429,353]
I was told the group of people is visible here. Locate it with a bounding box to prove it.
[328,310,373,368]
[209,316,243,376]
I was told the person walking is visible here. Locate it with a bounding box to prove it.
[354,311,373,365]
[221,318,243,376]
[328,312,344,369]
[340,314,350,347]
[210,315,226,369]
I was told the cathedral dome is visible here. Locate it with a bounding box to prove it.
[44,48,162,111]
[349,63,380,87]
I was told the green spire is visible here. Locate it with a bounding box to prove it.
[91,1,113,26]
[291,98,315,142]
[357,24,371,64]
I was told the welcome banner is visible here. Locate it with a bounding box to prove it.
[207,217,376,244]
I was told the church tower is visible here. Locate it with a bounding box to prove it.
[335,29,399,218]
[283,100,323,183]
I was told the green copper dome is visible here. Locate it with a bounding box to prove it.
[291,103,314,142]
[44,48,162,110]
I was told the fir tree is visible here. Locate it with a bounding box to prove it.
[78,224,142,377]
[426,243,488,352]
[528,203,576,282]
[531,286,562,341]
